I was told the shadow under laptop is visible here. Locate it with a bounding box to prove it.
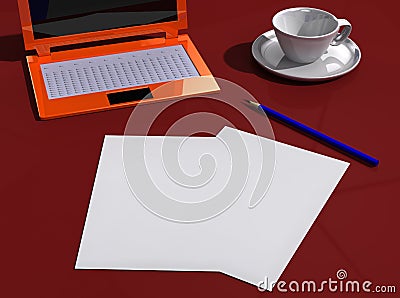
[224,42,334,86]
[0,34,26,62]
[0,34,40,120]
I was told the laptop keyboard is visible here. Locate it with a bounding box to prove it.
[40,45,200,100]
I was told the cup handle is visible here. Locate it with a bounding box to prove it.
[331,19,352,46]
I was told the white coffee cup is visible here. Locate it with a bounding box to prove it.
[272,7,352,64]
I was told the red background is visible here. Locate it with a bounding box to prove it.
[1,0,399,297]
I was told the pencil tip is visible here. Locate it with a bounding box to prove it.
[247,100,259,108]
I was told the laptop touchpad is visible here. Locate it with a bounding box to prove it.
[107,87,153,105]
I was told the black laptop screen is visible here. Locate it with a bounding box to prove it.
[28,0,178,39]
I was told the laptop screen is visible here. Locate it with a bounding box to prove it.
[28,0,178,39]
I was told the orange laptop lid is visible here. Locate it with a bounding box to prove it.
[17,0,218,119]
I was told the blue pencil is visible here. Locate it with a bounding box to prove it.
[248,101,379,167]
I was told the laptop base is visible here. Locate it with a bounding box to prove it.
[27,34,219,119]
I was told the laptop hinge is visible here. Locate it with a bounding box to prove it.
[165,28,179,39]
[33,28,178,57]
[35,44,51,57]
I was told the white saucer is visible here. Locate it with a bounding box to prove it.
[252,30,361,81]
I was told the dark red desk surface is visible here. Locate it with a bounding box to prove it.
[1,0,399,297]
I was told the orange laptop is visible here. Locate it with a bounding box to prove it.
[17,0,219,119]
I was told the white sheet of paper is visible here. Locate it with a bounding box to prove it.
[76,127,349,290]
